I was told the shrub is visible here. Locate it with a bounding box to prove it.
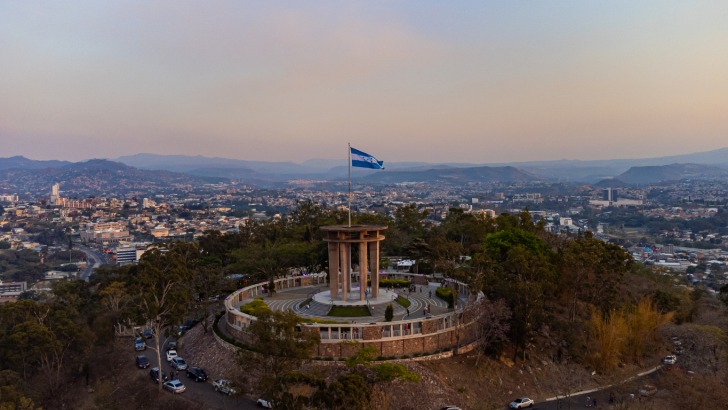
[372,363,421,382]
[385,304,394,322]
[436,287,454,308]
[240,298,271,316]
[377,279,410,288]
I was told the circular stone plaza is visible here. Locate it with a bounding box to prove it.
[223,225,483,359]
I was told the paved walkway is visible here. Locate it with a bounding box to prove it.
[244,283,461,322]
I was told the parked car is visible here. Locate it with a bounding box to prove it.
[184,318,200,328]
[662,355,677,365]
[135,355,150,369]
[142,328,154,340]
[440,406,462,410]
[163,379,186,394]
[509,397,534,409]
[674,345,684,355]
[213,379,237,395]
[166,339,178,350]
[171,357,188,371]
[134,337,146,351]
[186,366,207,382]
[257,398,274,408]
[149,367,168,383]
[166,350,178,362]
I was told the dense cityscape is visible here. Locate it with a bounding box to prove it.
[1,151,728,409]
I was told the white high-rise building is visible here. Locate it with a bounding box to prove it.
[50,183,60,205]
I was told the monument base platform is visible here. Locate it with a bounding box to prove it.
[312,286,402,307]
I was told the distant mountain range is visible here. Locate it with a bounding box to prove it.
[0,158,225,198]
[1,147,728,197]
[615,163,728,185]
[0,155,70,171]
[113,148,728,184]
[363,165,536,184]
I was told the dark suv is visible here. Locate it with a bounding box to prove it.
[149,367,168,383]
[186,367,208,382]
[135,355,150,369]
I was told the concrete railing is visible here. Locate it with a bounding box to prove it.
[223,272,483,358]
[224,272,327,331]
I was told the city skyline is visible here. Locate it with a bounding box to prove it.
[1,1,727,163]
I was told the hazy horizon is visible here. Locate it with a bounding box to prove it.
[2,1,727,163]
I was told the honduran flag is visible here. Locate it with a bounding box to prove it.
[350,147,384,170]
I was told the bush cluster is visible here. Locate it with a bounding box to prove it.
[435,287,454,308]
[377,278,410,288]
[239,298,271,316]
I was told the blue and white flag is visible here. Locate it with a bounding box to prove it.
[351,147,384,169]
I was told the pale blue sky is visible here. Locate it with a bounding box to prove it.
[1,1,727,163]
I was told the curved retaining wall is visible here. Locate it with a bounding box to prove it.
[224,273,482,359]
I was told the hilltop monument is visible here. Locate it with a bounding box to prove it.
[321,224,387,303]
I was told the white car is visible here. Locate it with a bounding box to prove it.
[166,349,178,362]
[509,397,534,409]
[257,398,273,408]
[662,355,677,365]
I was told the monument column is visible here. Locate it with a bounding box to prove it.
[369,240,380,298]
[327,241,339,299]
[341,242,349,301]
[359,232,368,301]
[344,242,354,293]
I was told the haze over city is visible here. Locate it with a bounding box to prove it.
[1,1,727,163]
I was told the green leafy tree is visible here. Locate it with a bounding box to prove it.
[480,227,557,361]
[314,345,419,409]
[312,372,372,410]
[559,233,630,321]
[0,370,39,410]
[426,229,466,279]
[405,237,431,274]
[440,208,494,254]
[237,310,320,402]
[0,300,93,394]
[126,242,199,391]
[384,204,429,255]
[188,255,226,333]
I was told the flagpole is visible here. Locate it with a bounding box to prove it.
[347,143,351,228]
